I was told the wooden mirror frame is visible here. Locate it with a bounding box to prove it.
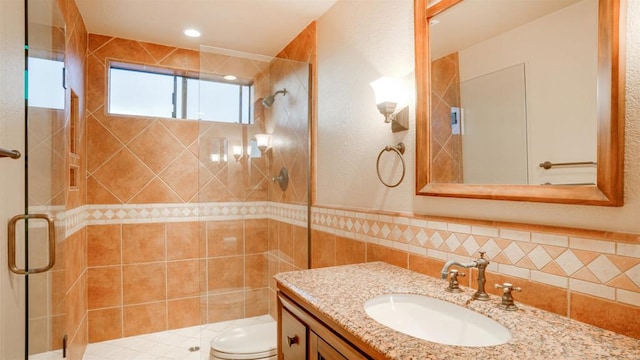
[414,0,626,206]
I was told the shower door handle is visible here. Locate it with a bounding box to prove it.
[0,146,21,159]
[7,213,56,275]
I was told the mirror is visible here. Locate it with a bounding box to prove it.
[414,0,625,206]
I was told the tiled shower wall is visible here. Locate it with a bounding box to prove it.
[86,219,271,341]
[430,53,462,183]
[266,22,315,318]
[85,23,313,341]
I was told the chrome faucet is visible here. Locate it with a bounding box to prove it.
[440,250,490,301]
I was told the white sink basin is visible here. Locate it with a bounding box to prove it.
[364,294,511,347]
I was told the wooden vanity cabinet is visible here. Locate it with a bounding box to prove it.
[277,291,373,360]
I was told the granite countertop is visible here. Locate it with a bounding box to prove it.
[274,262,640,359]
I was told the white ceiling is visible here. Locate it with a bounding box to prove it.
[75,0,338,56]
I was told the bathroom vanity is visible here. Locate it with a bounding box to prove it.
[275,262,640,359]
[279,294,370,359]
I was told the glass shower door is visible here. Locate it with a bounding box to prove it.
[196,45,311,356]
[24,0,68,357]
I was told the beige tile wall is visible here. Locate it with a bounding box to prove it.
[86,35,278,205]
[86,219,271,341]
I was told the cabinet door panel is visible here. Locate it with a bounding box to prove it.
[281,307,307,359]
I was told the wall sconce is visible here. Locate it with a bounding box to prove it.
[232,145,243,161]
[254,134,271,153]
[370,76,409,133]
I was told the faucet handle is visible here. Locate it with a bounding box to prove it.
[495,282,522,292]
[445,269,465,293]
[495,282,522,311]
[478,249,486,258]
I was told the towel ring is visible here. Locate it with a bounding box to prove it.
[376,142,406,188]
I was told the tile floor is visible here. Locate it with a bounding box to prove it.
[30,315,275,360]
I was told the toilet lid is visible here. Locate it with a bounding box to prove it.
[210,321,277,360]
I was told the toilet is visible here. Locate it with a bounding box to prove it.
[210,321,277,360]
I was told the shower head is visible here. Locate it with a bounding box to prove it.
[261,88,287,109]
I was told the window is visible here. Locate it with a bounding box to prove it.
[108,66,253,124]
[27,57,65,110]
[109,68,174,118]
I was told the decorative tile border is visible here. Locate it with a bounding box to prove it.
[268,202,308,227]
[62,201,306,234]
[309,206,640,307]
[86,202,271,224]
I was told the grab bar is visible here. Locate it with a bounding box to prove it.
[539,161,596,170]
[0,146,21,159]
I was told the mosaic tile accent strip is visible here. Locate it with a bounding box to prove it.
[268,202,308,227]
[84,201,305,225]
[309,206,640,307]
[86,202,267,223]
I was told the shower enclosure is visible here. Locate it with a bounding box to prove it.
[1,0,72,358]
[196,45,311,332]
[1,4,312,354]
[80,30,312,357]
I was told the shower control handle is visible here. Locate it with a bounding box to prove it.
[272,167,289,191]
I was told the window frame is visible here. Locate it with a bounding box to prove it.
[107,61,254,124]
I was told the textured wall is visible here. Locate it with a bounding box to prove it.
[316,0,640,234]
[317,0,417,212]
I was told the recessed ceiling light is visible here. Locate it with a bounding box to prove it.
[429,19,440,26]
[184,28,201,38]
[223,75,237,81]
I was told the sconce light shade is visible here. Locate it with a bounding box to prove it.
[376,102,398,123]
[370,77,402,104]
[255,134,271,153]
[370,76,409,132]
[232,145,243,161]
